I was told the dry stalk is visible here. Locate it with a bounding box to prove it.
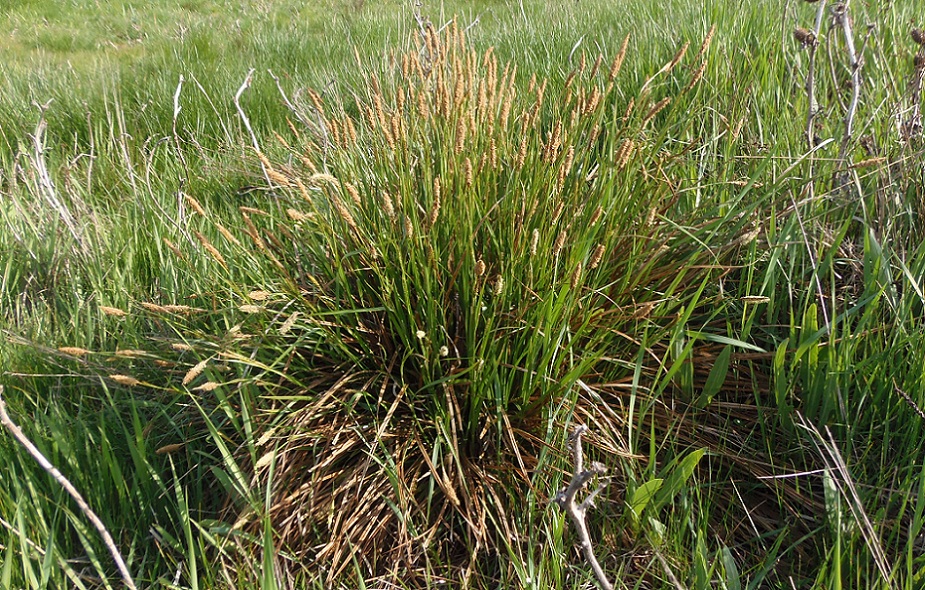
[553,425,612,590]
[29,103,86,254]
[0,386,137,590]
[832,2,861,167]
[802,0,828,151]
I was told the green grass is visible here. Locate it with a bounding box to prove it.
[2,0,925,588]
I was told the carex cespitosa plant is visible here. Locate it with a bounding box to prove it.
[186,21,720,584]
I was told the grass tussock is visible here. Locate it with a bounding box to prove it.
[154,21,797,585]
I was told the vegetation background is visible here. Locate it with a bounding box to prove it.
[1,0,925,588]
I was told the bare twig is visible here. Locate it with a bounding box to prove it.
[28,101,87,254]
[833,2,861,165]
[0,386,137,590]
[553,425,613,590]
[234,69,260,153]
[268,69,330,162]
[803,1,828,151]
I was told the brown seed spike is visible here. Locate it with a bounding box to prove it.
[608,35,630,84]
[913,29,925,46]
[589,244,606,269]
[666,42,689,73]
[570,262,583,290]
[642,98,671,127]
[475,258,486,277]
[695,25,717,62]
[793,27,816,48]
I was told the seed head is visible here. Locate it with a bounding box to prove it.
[100,306,127,317]
[589,205,604,227]
[493,275,505,296]
[163,238,184,260]
[793,27,816,48]
[156,443,185,455]
[553,229,567,256]
[913,29,925,46]
[475,258,486,277]
[608,35,630,83]
[530,229,539,256]
[215,223,242,247]
[195,231,228,269]
[403,215,414,238]
[59,346,90,357]
[279,312,299,335]
[185,195,206,216]
[570,262,583,289]
[182,359,209,386]
[642,97,671,127]
[382,192,396,220]
[666,42,690,74]
[111,374,141,387]
[589,244,606,269]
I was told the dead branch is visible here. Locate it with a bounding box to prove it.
[0,386,137,590]
[553,425,613,590]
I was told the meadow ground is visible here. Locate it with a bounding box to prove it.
[2,0,925,588]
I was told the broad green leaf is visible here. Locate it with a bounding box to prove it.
[722,546,742,590]
[653,448,706,511]
[695,345,732,408]
[627,478,663,525]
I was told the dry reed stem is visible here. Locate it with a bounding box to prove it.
[0,386,138,590]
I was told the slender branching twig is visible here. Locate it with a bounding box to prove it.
[833,2,861,167]
[802,0,828,152]
[0,386,137,590]
[553,425,613,590]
